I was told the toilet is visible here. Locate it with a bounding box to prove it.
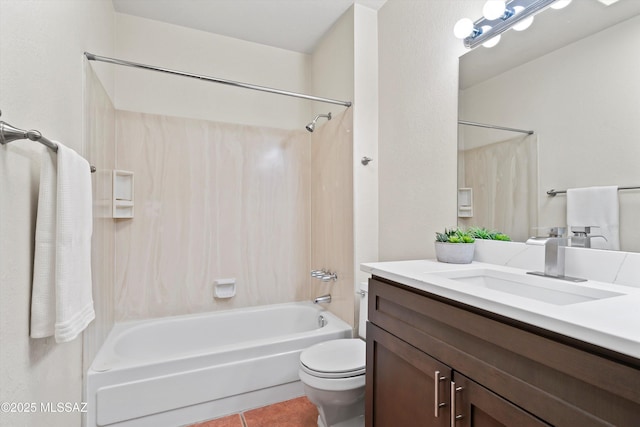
[298,283,369,427]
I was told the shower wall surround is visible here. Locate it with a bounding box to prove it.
[83,65,116,374]
[114,111,312,320]
[310,109,355,325]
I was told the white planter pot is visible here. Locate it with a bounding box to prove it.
[435,242,475,264]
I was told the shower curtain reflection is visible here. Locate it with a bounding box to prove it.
[459,134,538,242]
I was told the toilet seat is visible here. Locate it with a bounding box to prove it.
[300,339,366,379]
[299,368,365,392]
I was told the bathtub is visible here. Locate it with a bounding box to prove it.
[85,302,352,427]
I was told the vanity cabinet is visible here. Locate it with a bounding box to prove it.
[365,277,640,427]
[451,371,550,427]
[366,322,451,427]
[367,324,549,427]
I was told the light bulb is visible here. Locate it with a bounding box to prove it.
[483,0,506,20]
[551,0,572,9]
[512,6,534,31]
[482,35,501,48]
[513,16,534,31]
[481,26,501,48]
[454,18,475,39]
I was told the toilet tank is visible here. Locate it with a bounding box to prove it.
[358,282,369,339]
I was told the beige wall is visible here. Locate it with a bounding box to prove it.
[353,3,380,292]
[114,13,312,130]
[0,1,114,426]
[377,0,474,261]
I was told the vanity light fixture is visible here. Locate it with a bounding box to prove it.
[454,0,566,49]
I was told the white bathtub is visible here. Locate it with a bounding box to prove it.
[86,302,352,427]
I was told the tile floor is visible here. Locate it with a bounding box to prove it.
[186,396,318,427]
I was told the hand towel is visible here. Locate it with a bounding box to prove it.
[566,186,620,250]
[30,149,58,338]
[30,142,95,343]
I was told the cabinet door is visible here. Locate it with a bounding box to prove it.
[366,323,451,427]
[451,373,551,427]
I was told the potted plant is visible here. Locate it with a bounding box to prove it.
[467,226,511,241]
[434,228,475,264]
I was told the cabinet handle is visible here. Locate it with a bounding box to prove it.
[433,371,447,417]
[450,381,464,425]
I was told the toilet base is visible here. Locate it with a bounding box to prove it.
[333,414,365,427]
[304,383,364,427]
[316,414,364,427]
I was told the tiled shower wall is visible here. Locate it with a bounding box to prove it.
[114,111,314,320]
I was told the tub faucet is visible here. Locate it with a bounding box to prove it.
[526,227,586,282]
[311,269,338,282]
[313,294,331,304]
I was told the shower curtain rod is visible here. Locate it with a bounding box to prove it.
[458,120,534,135]
[84,52,352,108]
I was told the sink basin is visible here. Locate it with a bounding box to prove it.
[432,269,624,305]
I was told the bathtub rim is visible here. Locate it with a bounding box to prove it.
[89,301,352,373]
[85,301,353,427]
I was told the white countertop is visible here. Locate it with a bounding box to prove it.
[361,260,640,360]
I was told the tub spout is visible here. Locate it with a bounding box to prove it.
[313,294,331,304]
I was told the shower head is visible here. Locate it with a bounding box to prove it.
[305,112,332,132]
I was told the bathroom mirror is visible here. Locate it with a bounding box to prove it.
[458,0,640,252]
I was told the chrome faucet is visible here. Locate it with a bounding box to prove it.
[526,227,586,282]
[570,226,607,248]
[313,294,332,304]
[310,269,338,282]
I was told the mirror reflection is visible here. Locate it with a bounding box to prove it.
[458,0,640,252]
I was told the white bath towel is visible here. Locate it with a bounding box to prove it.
[31,149,58,338]
[30,142,95,342]
[566,186,620,250]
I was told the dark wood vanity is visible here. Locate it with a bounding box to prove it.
[365,276,640,427]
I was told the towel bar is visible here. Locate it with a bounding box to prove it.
[0,110,96,173]
[547,186,639,197]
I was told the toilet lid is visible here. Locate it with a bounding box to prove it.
[300,339,366,378]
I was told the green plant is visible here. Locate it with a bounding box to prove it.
[467,226,511,241]
[435,228,475,244]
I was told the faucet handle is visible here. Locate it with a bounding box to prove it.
[549,227,567,238]
[571,225,599,236]
[311,269,337,282]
